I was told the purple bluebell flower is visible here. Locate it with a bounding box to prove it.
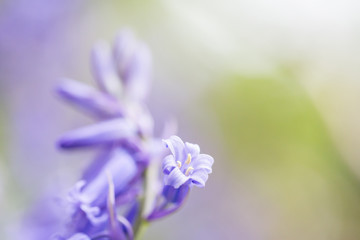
[63,169,134,240]
[67,149,137,213]
[50,149,138,239]
[113,29,152,102]
[57,29,153,140]
[146,136,214,221]
[162,136,214,189]
[91,42,122,96]
[53,30,156,239]
[56,79,124,119]
[57,118,137,149]
[16,28,214,240]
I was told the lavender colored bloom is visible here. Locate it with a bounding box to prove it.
[63,149,138,238]
[162,136,214,189]
[17,29,214,240]
[67,233,90,240]
[57,118,137,149]
[63,168,134,240]
[113,29,152,102]
[56,79,124,119]
[57,29,153,140]
[91,42,122,96]
[146,136,214,221]
[68,149,137,210]
[52,30,157,239]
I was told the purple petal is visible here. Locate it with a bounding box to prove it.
[67,180,86,204]
[146,204,182,221]
[162,155,176,174]
[162,184,190,204]
[125,201,139,226]
[81,149,111,183]
[112,29,152,101]
[190,169,209,188]
[146,184,189,222]
[57,79,123,118]
[192,154,214,174]
[91,43,122,95]
[185,142,200,158]
[57,119,137,149]
[113,29,137,81]
[123,43,152,101]
[163,136,185,162]
[79,204,107,225]
[164,167,189,189]
[80,149,137,207]
[67,233,90,240]
[146,184,190,221]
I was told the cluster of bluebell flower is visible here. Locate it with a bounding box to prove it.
[51,30,214,239]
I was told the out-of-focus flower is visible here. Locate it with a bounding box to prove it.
[57,119,137,149]
[66,149,137,228]
[57,29,153,138]
[162,136,214,189]
[53,30,153,239]
[112,29,152,102]
[18,29,213,240]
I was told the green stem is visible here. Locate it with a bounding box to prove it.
[134,221,149,240]
[133,168,148,238]
[133,154,160,239]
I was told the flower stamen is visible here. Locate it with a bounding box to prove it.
[185,153,192,165]
[185,166,194,176]
[176,161,182,168]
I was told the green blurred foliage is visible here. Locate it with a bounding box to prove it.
[205,71,360,239]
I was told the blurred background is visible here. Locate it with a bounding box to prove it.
[1,0,360,239]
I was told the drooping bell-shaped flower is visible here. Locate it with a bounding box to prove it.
[162,136,214,189]
[66,149,137,233]
[146,136,214,221]
[63,168,135,240]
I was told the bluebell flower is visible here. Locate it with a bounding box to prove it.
[113,29,152,102]
[19,29,214,240]
[57,79,124,119]
[53,30,154,239]
[146,136,214,221]
[67,149,137,225]
[63,169,134,240]
[162,136,214,189]
[57,29,153,138]
[57,118,138,149]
